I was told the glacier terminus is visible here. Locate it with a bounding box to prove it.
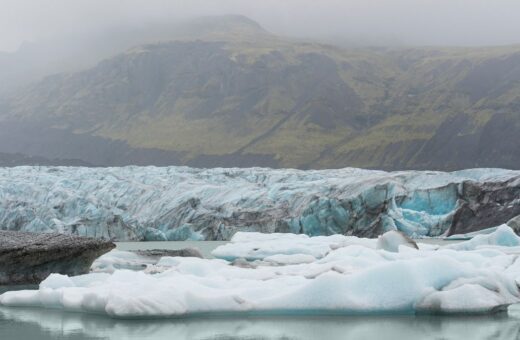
[0,166,519,240]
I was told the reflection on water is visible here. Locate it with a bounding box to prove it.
[1,305,520,340]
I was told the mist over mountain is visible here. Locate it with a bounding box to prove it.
[3,0,520,52]
[0,15,268,95]
[0,15,519,170]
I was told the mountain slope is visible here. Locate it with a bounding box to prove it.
[1,16,519,169]
[0,152,91,167]
[316,47,520,170]
[0,15,271,96]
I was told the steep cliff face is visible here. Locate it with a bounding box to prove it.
[0,166,518,241]
[0,16,519,170]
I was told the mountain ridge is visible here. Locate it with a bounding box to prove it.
[1,16,519,170]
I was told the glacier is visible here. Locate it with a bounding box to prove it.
[0,166,519,240]
[2,226,520,317]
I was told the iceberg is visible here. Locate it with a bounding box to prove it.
[445,225,520,251]
[2,227,520,317]
[0,166,519,240]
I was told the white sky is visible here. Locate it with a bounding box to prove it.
[2,0,520,52]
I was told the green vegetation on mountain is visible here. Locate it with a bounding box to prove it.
[1,16,519,170]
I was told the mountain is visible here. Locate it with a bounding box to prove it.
[0,16,519,170]
[0,15,268,96]
[0,152,91,167]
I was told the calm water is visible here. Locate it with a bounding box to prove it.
[1,305,520,340]
[3,240,518,340]
[115,240,228,258]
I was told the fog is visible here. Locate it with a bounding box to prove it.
[2,0,520,52]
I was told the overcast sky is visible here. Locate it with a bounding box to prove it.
[2,0,520,52]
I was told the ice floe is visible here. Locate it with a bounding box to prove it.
[2,227,520,317]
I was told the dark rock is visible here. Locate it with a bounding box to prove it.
[0,231,115,285]
[447,178,520,236]
[134,248,203,259]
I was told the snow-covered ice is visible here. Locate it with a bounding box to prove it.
[0,166,519,240]
[2,226,520,317]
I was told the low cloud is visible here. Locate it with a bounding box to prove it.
[1,0,520,51]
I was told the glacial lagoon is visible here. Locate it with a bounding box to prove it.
[2,239,520,339]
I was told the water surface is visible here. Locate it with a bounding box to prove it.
[116,241,228,258]
[1,305,520,340]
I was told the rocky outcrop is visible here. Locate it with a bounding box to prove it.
[0,231,115,285]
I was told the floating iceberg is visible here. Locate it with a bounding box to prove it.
[446,225,520,251]
[0,166,519,240]
[2,227,520,317]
